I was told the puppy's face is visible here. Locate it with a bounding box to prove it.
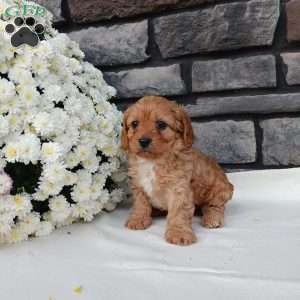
[121,96,194,159]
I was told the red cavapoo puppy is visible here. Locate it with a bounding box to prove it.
[121,96,234,246]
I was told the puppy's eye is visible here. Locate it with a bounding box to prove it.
[131,120,139,129]
[156,120,167,130]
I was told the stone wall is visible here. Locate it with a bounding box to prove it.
[40,0,300,170]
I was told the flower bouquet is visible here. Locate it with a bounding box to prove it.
[0,0,126,243]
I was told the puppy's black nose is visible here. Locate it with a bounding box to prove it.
[139,137,152,149]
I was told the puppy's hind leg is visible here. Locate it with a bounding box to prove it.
[126,185,153,230]
[201,186,233,229]
[201,205,225,228]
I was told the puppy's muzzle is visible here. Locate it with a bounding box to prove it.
[139,137,152,149]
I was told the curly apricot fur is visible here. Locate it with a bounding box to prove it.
[122,96,234,246]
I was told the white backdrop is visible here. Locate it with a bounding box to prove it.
[1,168,300,300]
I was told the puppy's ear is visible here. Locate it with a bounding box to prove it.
[176,105,194,148]
[121,111,129,151]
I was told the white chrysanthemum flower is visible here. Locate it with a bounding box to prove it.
[48,209,71,224]
[7,225,29,243]
[64,96,83,115]
[42,162,67,184]
[6,97,21,114]
[110,189,125,204]
[0,195,13,212]
[44,211,75,228]
[0,213,15,235]
[0,116,9,138]
[104,189,124,212]
[93,173,107,189]
[35,221,54,237]
[32,112,54,136]
[64,171,78,186]
[96,116,114,135]
[71,183,91,203]
[9,67,34,85]
[44,85,66,103]
[6,113,24,133]
[19,212,41,235]
[65,151,81,169]
[97,189,110,206]
[48,195,72,223]
[101,143,119,157]
[111,169,128,183]
[18,84,40,107]
[76,169,93,186]
[75,144,95,162]
[21,108,39,123]
[0,78,15,102]
[13,51,33,68]
[104,202,118,212]
[32,190,48,202]
[0,40,14,65]
[53,118,80,152]
[12,193,33,218]
[41,142,62,163]
[3,143,18,162]
[82,155,100,173]
[32,59,50,76]
[38,179,63,197]
[32,40,53,59]
[90,183,103,201]
[99,160,120,177]
[0,62,9,74]
[72,201,103,222]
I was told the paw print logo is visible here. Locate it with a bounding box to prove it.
[5,16,45,48]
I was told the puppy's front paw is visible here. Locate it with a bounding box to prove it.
[126,216,152,230]
[165,229,197,246]
[201,213,224,229]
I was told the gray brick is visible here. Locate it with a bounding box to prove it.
[193,121,256,164]
[68,0,214,23]
[281,53,300,85]
[186,93,300,118]
[260,118,300,165]
[286,0,300,42]
[192,55,276,92]
[69,21,149,67]
[104,65,186,98]
[153,0,280,58]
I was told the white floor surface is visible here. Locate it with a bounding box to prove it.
[1,168,300,300]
